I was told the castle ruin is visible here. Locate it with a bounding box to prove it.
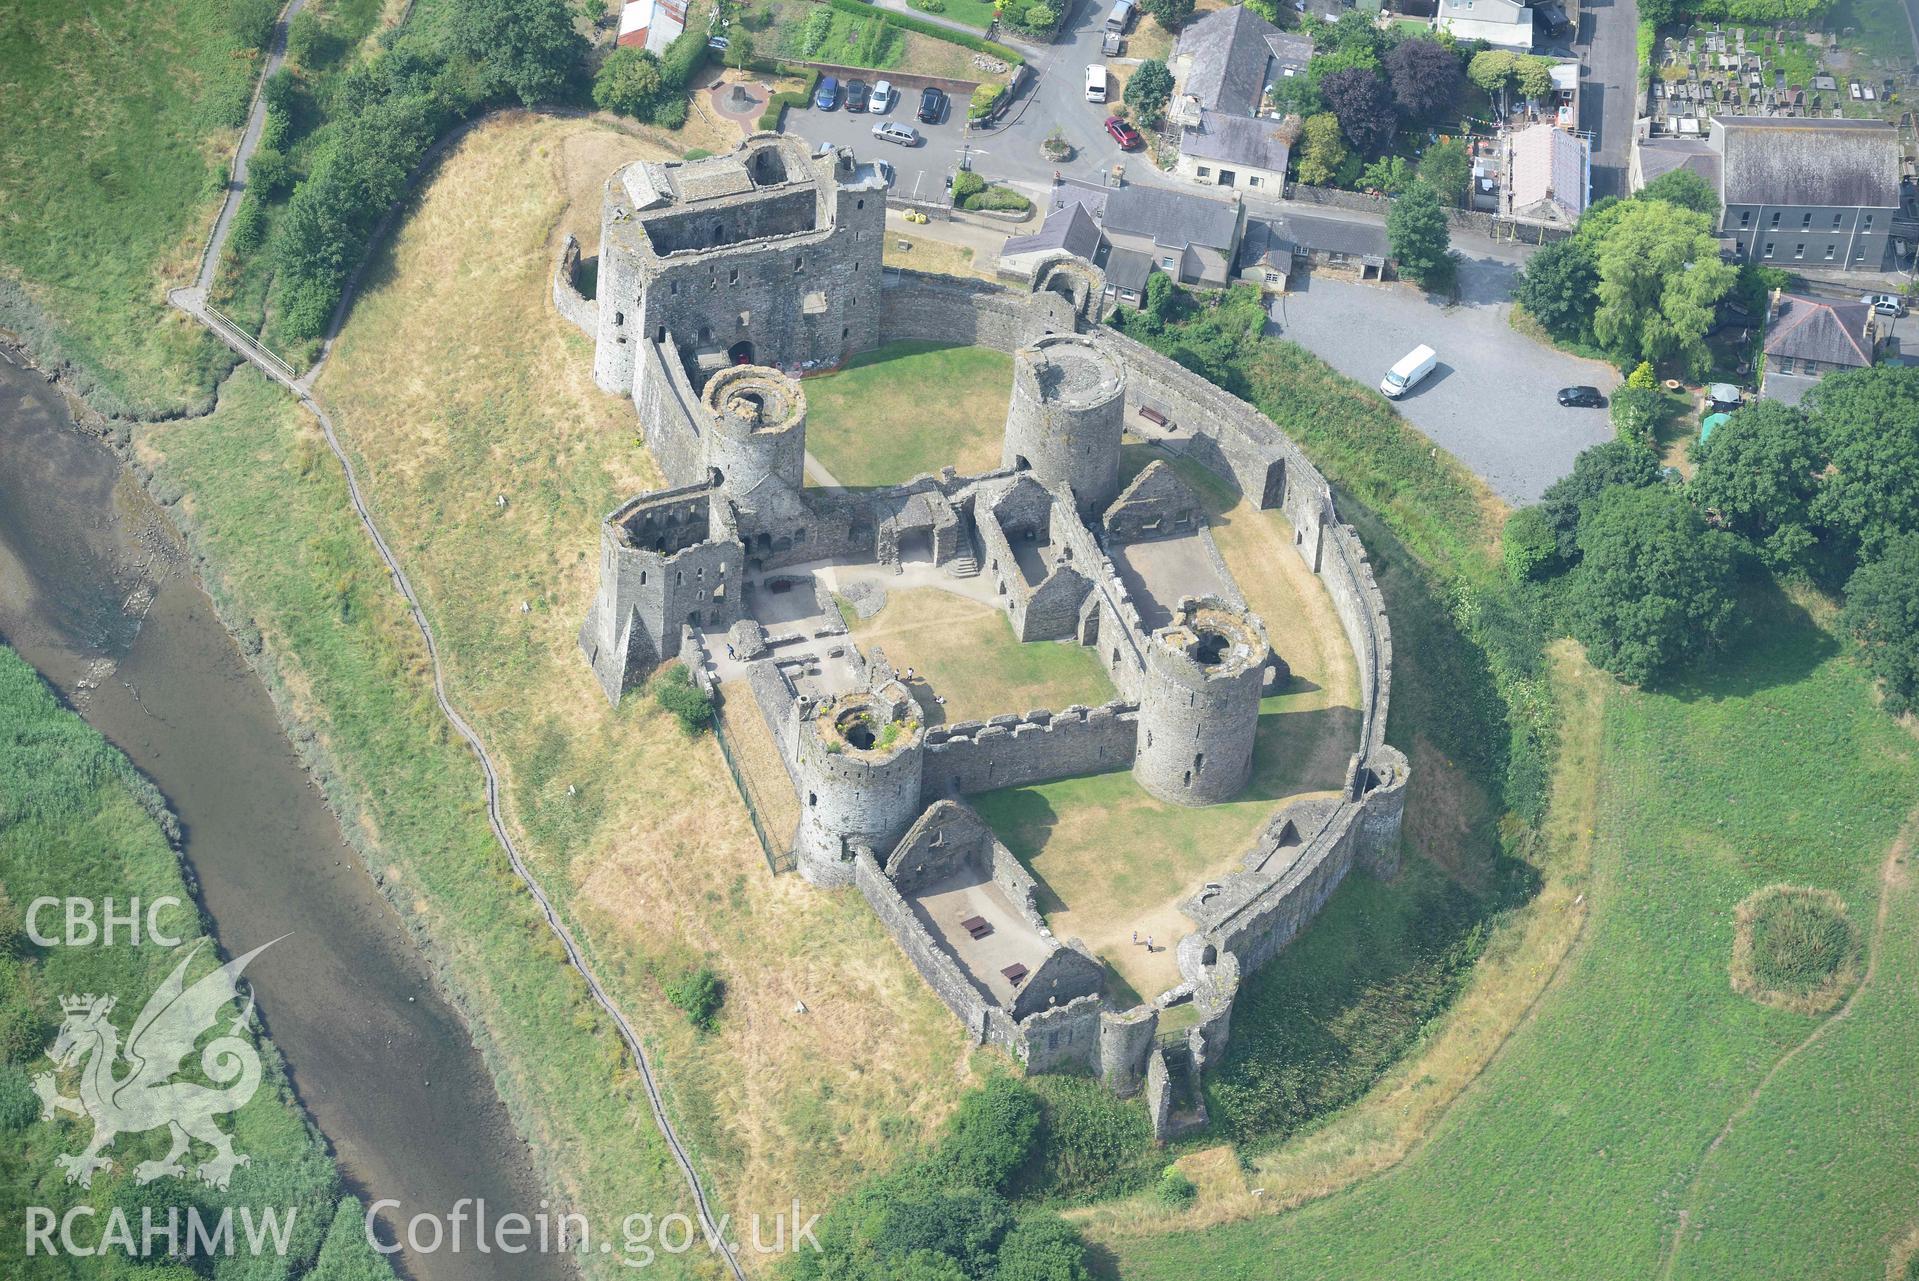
[556,136,1409,1136]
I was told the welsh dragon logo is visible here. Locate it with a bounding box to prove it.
[34,937,278,1190]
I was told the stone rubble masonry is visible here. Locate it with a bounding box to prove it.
[792,684,925,887]
[922,702,1140,798]
[1003,335,1126,513]
[1101,460,1206,544]
[566,137,1408,1134]
[1134,597,1271,806]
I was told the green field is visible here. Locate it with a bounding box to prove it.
[803,340,1013,485]
[1115,592,1919,1278]
[0,645,395,1279]
[0,0,264,415]
[907,0,1000,30]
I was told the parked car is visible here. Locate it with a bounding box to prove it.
[1379,344,1437,399]
[1085,64,1109,103]
[846,78,870,112]
[1556,385,1607,408]
[871,79,895,113]
[815,76,840,109]
[1101,29,1123,55]
[1105,115,1142,149]
[872,121,921,146]
[917,85,946,124]
[1861,292,1907,317]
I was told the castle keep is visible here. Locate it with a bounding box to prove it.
[556,136,1408,1135]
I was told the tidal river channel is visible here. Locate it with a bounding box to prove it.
[0,350,573,1281]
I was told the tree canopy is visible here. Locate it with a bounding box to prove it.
[1124,58,1174,126]
[1802,365,1919,562]
[1383,38,1462,117]
[1687,400,1826,571]
[448,0,586,107]
[1842,533,1919,716]
[1583,197,1736,378]
[1539,437,1665,562]
[1417,138,1471,208]
[1296,112,1348,186]
[593,46,664,117]
[1566,485,1739,686]
[1387,180,1453,289]
[1143,0,1195,30]
[1319,67,1397,152]
[1514,237,1599,342]
[1638,168,1720,218]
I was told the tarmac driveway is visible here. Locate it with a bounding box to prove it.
[1272,259,1619,505]
[786,86,975,205]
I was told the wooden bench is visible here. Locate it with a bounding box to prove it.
[960,915,993,940]
[1001,963,1029,986]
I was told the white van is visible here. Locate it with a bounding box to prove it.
[1380,345,1436,399]
[1085,64,1109,103]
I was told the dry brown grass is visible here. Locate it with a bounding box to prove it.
[309,112,979,1254]
[1075,640,1611,1242]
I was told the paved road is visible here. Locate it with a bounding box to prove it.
[788,82,978,203]
[1573,0,1639,201]
[1273,258,1619,505]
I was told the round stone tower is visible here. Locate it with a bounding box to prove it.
[702,364,808,500]
[1002,335,1125,510]
[792,683,926,887]
[1132,597,1271,806]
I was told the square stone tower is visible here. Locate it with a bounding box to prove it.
[592,134,889,399]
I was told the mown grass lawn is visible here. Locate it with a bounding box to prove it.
[0,0,260,415]
[0,646,395,1281]
[804,340,1013,485]
[849,587,1115,723]
[1113,591,1919,1280]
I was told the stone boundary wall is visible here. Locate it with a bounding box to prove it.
[1282,182,1573,245]
[553,233,598,336]
[852,849,1010,1049]
[921,701,1139,797]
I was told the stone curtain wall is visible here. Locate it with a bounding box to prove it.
[879,271,1080,351]
[853,849,1008,1048]
[921,702,1140,797]
[637,336,708,489]
[553,234,598,335]
[1282,182,1573,245]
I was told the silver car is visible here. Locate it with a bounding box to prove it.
[872,121,920,146]
[1861,292,1907,317]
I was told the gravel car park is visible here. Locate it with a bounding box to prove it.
[1278,269,1618,503]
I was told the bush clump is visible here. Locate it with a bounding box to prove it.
[1730,884,1859,1015]
[665,964,725,1031]
[1155,1166,1198,1208]
[652,663,713,734]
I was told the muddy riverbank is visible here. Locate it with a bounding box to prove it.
[0,347,571,1281]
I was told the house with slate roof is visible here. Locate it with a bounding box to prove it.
[1709,118,1902,270]
[998,178,1245,308]
[1165,6,1307,193]
[1760,292,1878,406]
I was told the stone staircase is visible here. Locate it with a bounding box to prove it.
[947,552,979,578]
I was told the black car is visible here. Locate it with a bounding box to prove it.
[1557,385,1607,408]
[917,86,946,124]
[846,78,870,111]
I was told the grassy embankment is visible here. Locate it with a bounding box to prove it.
[136,114,982,1271]
[0,646,395,1280]
[1089,311,1919,1275]
[802,340,1013,484]
[0,0,264,415]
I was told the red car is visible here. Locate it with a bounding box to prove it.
[1105,116,1142,150]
